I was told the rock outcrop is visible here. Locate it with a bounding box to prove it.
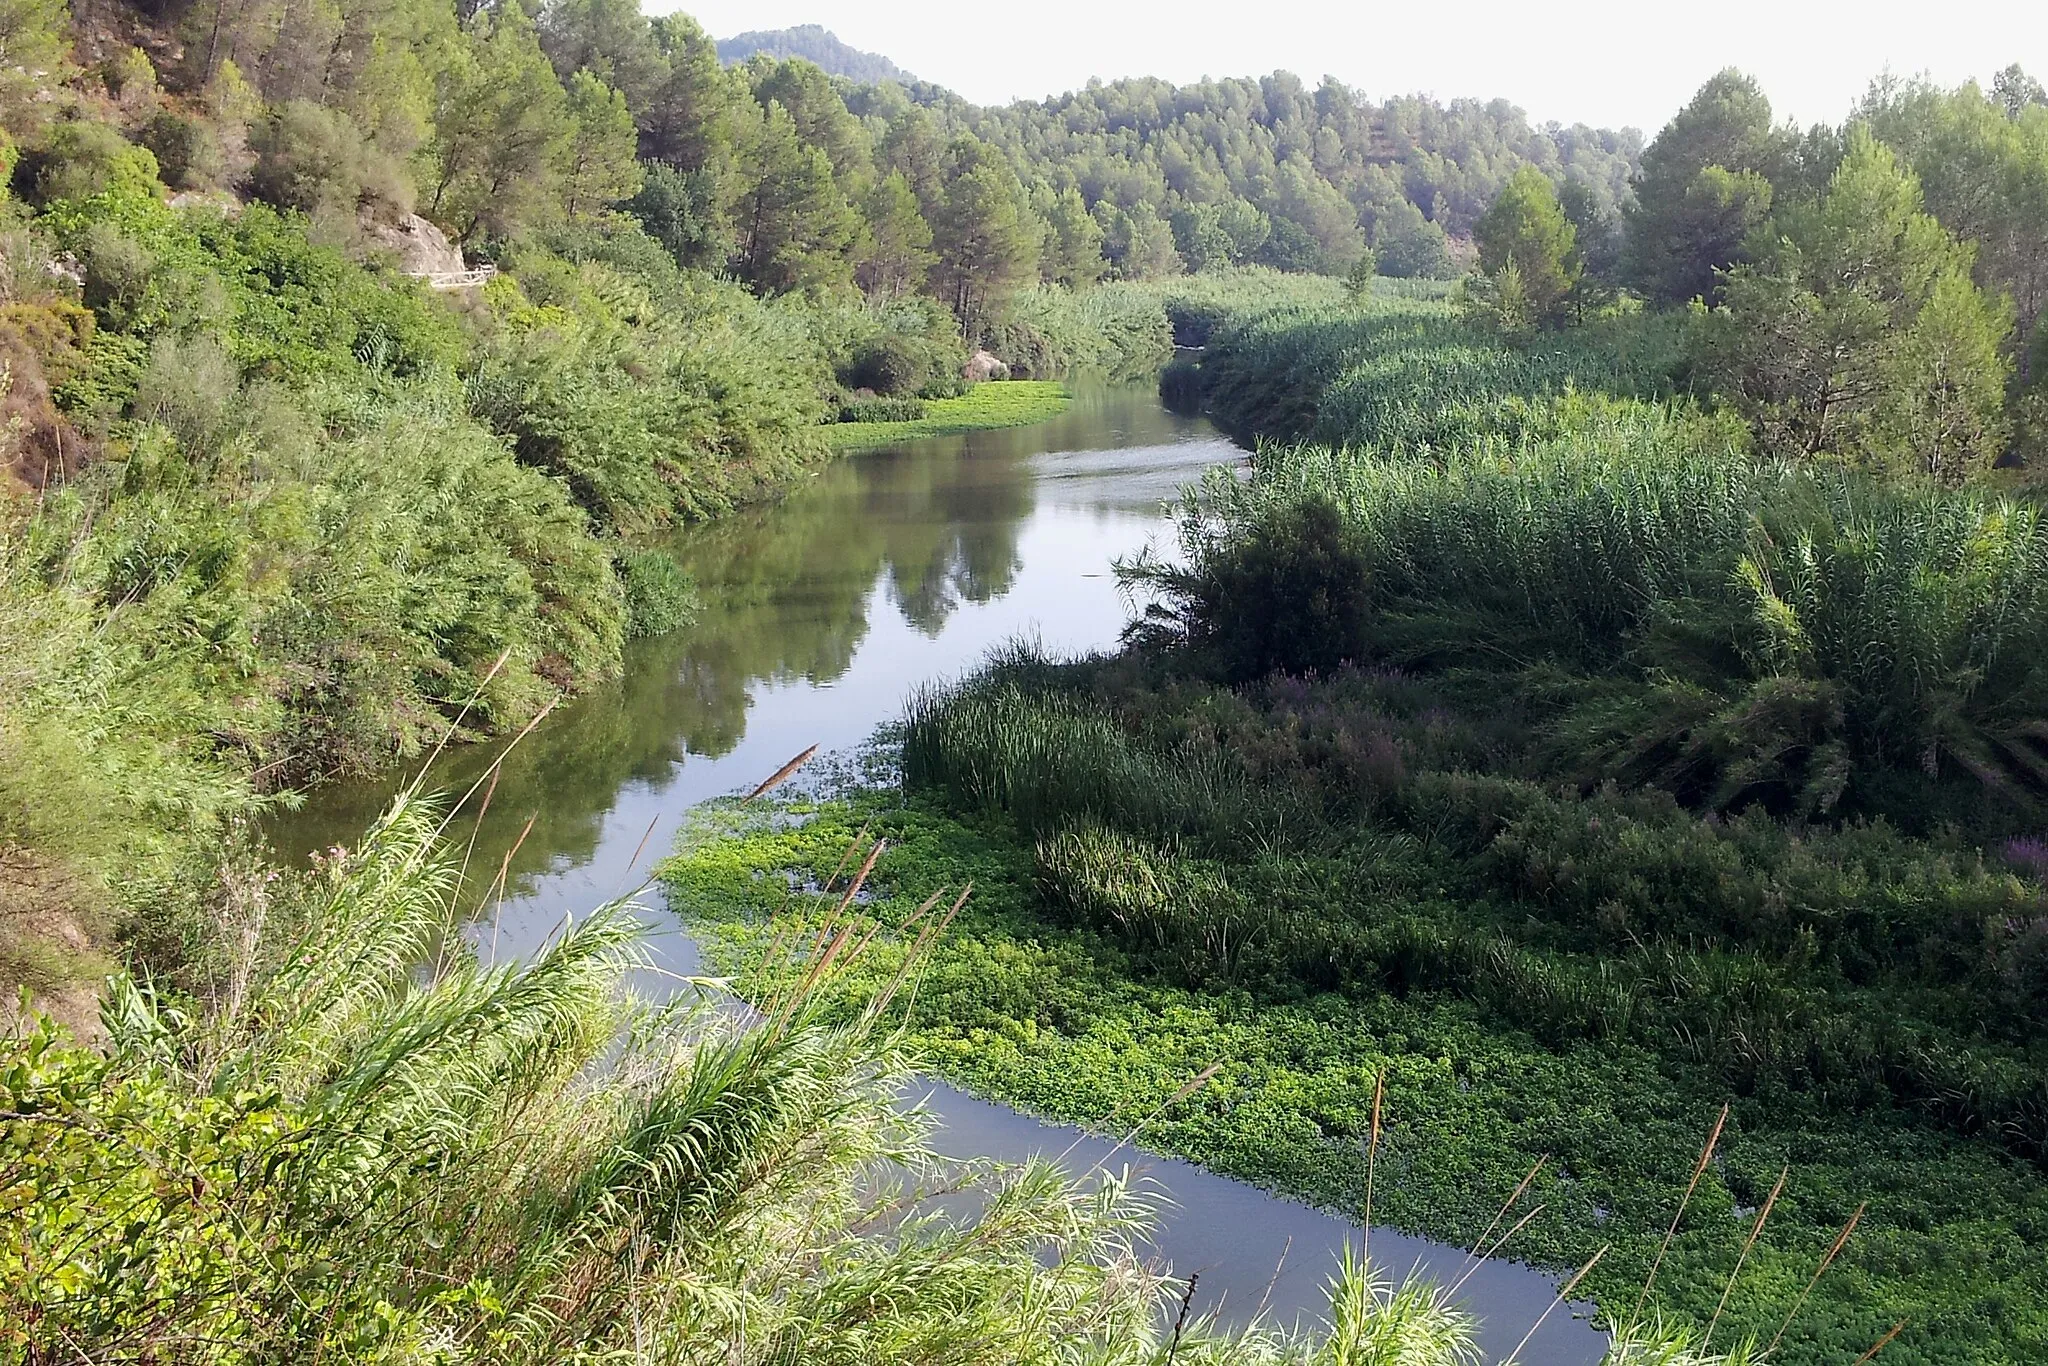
[964,349,1011,382]
[359,212,467,277]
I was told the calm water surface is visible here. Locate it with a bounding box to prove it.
[276,386,1604,1361]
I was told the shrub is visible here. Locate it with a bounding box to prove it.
[624,160,729,270]
[131,333,239,452]
[247,101,409,217]
[1135,497,1373,683]
[18,119,161,205]
[98,46,158,109]
[139,109,225,190]
[844,332,938,396]
[617,545,696,637]
[471,251,830,527]
[75,221,159,329]
[815,295,967,399]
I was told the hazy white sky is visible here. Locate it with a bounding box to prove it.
[666,0,2046,133]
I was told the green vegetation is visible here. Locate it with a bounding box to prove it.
[666,793,2048,1365]
[1470,168,1582,329]
[12,794,1783,1365]
[939,74,1641,280]
[8,0,2048,1354]
[827,380,1069,448]
[0,799,1253,1363]
[1190,297,1686,450]
[1699,130,2014,484]
[666,191,2048,1357]
[0,0,1351,1010]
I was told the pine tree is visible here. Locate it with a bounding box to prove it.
[1627,69,1790,304]
[638,13,737,171]
[857,169,935,299]
[731,100,858,294]
[1707,130,2013,481]
[1045,187,1105,286]
[928,139,1037,334]
[537,0,666,111]
[559,70,640,219]
[1474,168,1580,326]
[425,6,576,241]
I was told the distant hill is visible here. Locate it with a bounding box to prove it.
[716,24,913,84]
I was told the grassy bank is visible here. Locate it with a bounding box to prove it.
[826,381,1072,449]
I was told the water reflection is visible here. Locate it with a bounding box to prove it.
[271,385,1229,908]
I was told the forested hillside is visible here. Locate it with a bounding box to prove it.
[716,24,912,85]
[949,79,1639,279]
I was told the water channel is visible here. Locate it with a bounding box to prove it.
[274,384,1606,1362]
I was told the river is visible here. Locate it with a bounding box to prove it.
[273,384,1606,1362]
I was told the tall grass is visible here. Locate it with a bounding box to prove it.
[1187,300,1690,449]
[981,270,1352,381]
[901,666,1316,855]
[1144,431,2048,821]
[4,797,1187,1362]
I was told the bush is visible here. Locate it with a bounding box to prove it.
[981,283,1173,379]
[75,221,159,330]
[843,332,937,396]
[1137,497,1372,682]
[624,160,729,269]
[816,295,967,398]
[139,110,225,190]
[247,101,409,217]
[98,47,158,109]
[617,545,696,637]
[471,248,831,527]
[131,333,238,451]
[18,119,161,205]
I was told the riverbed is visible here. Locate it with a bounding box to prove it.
[274,385,1605,1362]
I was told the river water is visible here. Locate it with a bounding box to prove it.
[274,385,1605,1362]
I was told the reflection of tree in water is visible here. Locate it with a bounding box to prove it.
[272,387,1209,901]
[272,415,1042,888]
[676,432,1032,678]
[268,627,714,898]
[887,517,1026,635]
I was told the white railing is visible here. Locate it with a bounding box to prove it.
[414,266,499,290]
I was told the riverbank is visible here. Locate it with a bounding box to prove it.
[661,771,2048,1366]
[824,381,1072,449]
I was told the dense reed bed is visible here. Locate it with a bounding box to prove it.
[1190,302,1691,450]
[1134,432,2048,827]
